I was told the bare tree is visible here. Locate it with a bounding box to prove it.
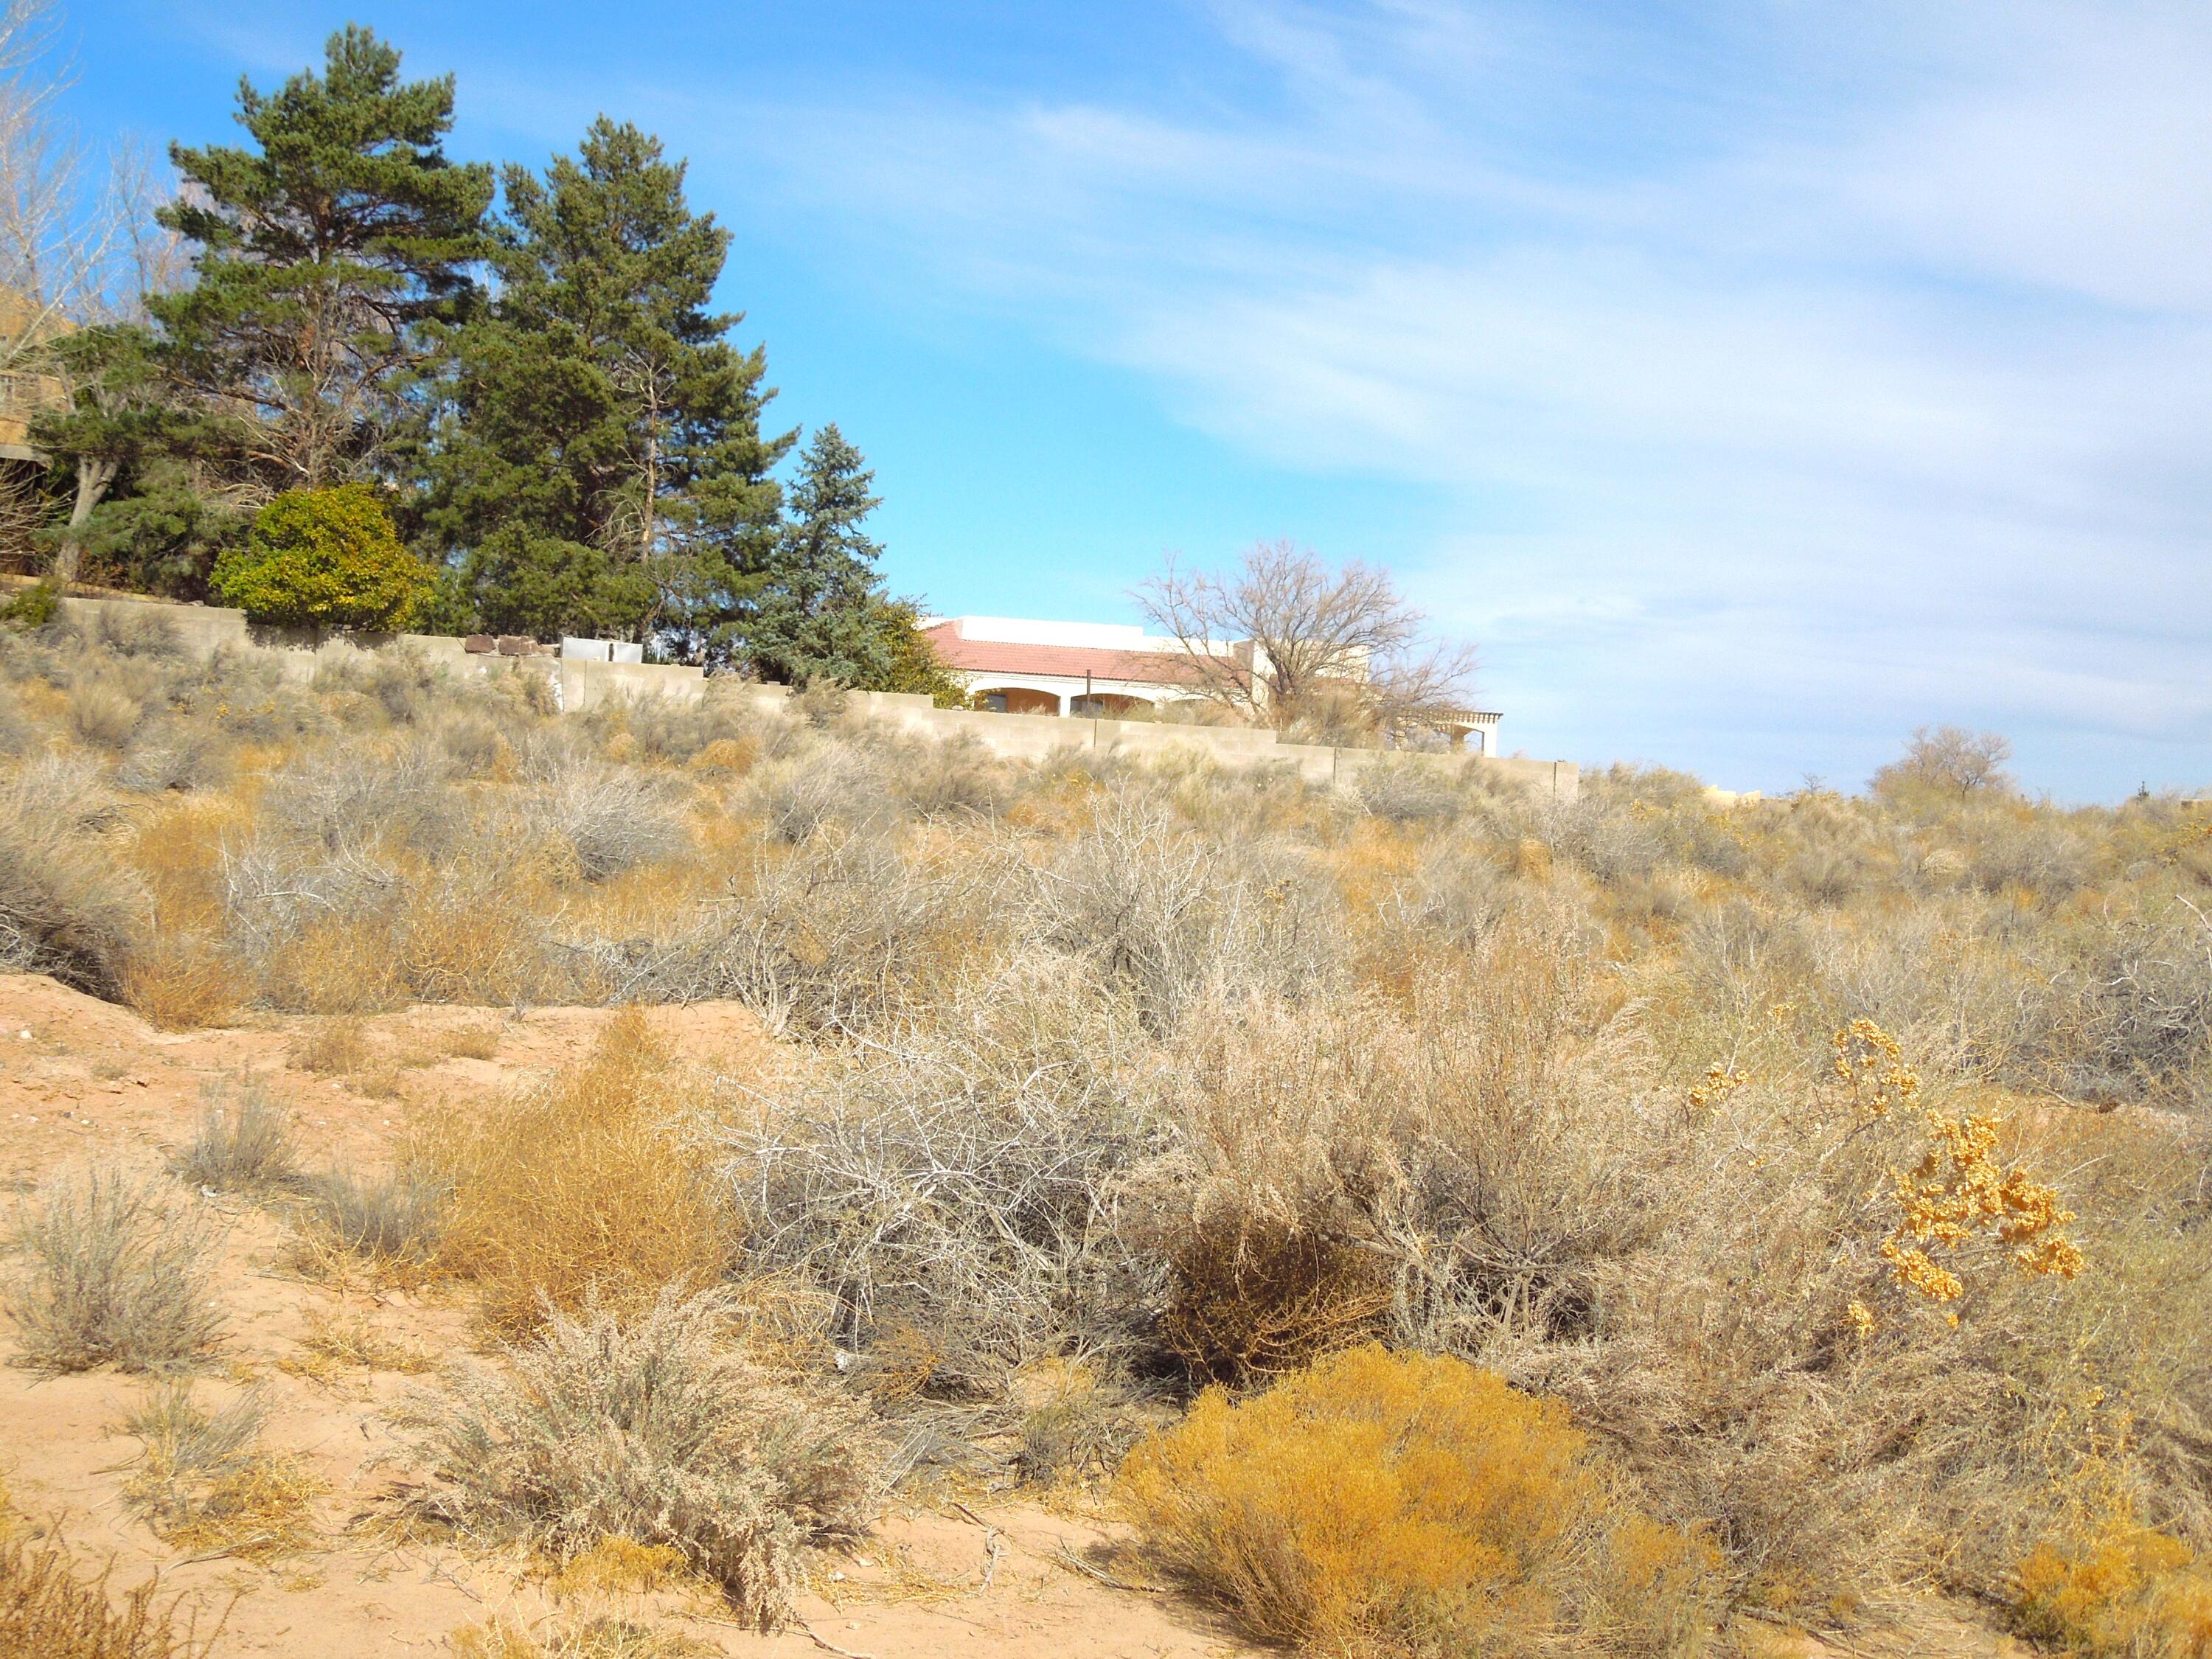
[0,1,158,360]
[1134,540,1480,740]
[0,2,186,577]
[1871,726,2016,804]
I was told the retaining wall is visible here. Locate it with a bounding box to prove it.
[55,595,1579,802]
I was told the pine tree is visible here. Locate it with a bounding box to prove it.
[423,119,789,646]
[745,424,959,698]
[154,26,493,490]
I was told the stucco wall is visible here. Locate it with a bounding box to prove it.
[49,597,1579,801]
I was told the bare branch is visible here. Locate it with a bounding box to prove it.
[1134,539,1479,741]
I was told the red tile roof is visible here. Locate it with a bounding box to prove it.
[922,624,1205,687]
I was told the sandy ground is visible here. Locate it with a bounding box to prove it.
[0,973,1256,1659]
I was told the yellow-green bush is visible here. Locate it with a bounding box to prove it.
[1117,1343,1716,1658]
[212,484,433,630]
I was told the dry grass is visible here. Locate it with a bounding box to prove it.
[0,1534,215,1658]
[118,1382,322,1564]
[0,785,147,998]
[117,937,237,1032]
[424,1009,728,1335]
[290,1165,448,1284]
[392,1287,878,1630]
[172,1081,297,1194]
[276,1307,435,1385]
[1119,1343,1717,1658]
[5,1168,225,1374]
[285,1018,369,1076]
[449,1613,718,1658]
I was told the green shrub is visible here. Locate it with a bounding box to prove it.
[212,485,433,631]
[0,580,60,631]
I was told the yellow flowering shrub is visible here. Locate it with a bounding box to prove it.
[1830,1023,2084,1317]
[1881,1107,2083,1303]
[1685,1062,1747,1113]
[1117,1344,1716,1658]
[1833,1018,1922,1117]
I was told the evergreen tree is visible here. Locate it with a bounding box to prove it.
[745,424,959,698]
[154,27,493,490]
[31,325,246,586]
[423,119,789,646]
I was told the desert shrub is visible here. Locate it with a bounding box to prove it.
[362,649,443,723]
[1352,759,1463,824]
[212,484,433,630]
[877,731,1009,821]
[424,1009,727,1333]
[0,687,32,757]
[5,1167,224,1372]
[1960,806,2093,897]
[655,828,993,1033]
[92,608,182,660]
[1041,793,1340,1029]
[392,1287,877,1630]
[0,787,147,996]
[2016,1522,2212,1659]
[2026,903,2212,1103]
[745,745,897,844]
[118,1381,321,1561]
[294,1166,448,1277]
[437,711,513,777]
[66,683,141,751]
[258,742,459,855]
[725,964,1167,1385]
[173,1080,298,1193]
[597,684,773,765]
[1119,1344,1716,1658]
[529,763,689,881]
[1158,1213,1392,1388]
[218,840,406,1011]
[114,726,229,796]
[0,1534,209,1658]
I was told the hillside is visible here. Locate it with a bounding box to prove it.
[0,613,2206,1659]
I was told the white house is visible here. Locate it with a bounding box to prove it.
[920,614,1502,753]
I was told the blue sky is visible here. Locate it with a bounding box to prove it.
[53,0,2212,798]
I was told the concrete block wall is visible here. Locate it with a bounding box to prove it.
[52,596,1579,802]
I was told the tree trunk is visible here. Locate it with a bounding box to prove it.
[52,456,118,585]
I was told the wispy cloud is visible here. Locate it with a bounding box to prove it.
[678,0,2210,791]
